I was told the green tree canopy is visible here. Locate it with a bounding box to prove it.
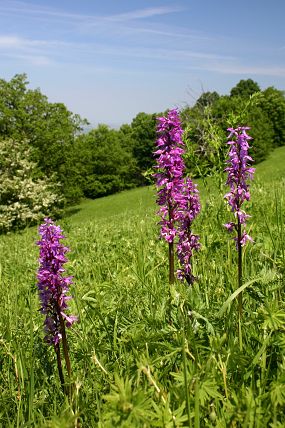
[131,112,158,177]
[260,87,285,147]
[0,74,87,202]
[194,91,220,108]
[230,79,260,98]
[73,125,138,199]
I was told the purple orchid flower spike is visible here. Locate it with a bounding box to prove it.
[224,126,255,323]
[224,126,255,247]
[37,218,77,345]
[154,109,201,285]
[154,109,185,283]
[36,217,77,393]
[176,178,201,285]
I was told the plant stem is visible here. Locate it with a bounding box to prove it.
[168,204,175,284]
[237,218,243,350]
[182,332,192,428]
[237,218,243,313]
[194,378,200,428]
[58,312,73,399]
[59,313,72,378]
[55,302,73,398]
[55,344,65,393]
[169,241,175,284]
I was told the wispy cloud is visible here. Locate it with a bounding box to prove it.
[0,1,182,25]
[0,35,22,48]
[0,1,88,21]
[0,33,233,64]
[0,35,53,49]
[2,52,53,66]
[2,31,283,79]
[187,63,285,77]
[128,26,214,41]
[104,6,183,22]
[0,35,56,66]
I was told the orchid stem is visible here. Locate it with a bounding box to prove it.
[169,242,175,284]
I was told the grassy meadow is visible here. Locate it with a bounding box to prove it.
[0,146,285,427]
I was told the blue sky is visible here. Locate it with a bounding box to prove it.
[0,0,284,127]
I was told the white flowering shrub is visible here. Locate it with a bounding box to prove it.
[0,139,64,233]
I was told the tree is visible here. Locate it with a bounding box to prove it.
[131,112,158,179]
[0,74,87,202]
[181,104,225,177]
[181,91,274,178]
[230,79,260,98]
[74,125,137,199]
[212,94,274,163]
[194,91,220,108]
[246,104,274,162]
[0,139,63,233]
[260,87,285,147]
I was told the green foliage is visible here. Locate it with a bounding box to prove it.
[260,87,285,147]
[182,84,280,178]
[1,74,284,207]
[0,74,87,203]
[0,139,64,233]
[247,103,275,162]
[181,105,225,178]
[194,91,220,108]
[131,112,158,181]
[230,78,261,98]
[0,146,285,425]
[73,125,138,199]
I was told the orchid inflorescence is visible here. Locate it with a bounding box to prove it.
[176,178,201,284]
[154,109,200,284]
[224,126,255,247]
[154,109,185,243]
[36,218,77,346]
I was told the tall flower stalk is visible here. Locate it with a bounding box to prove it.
[176,178,201,285]
[154,109,185,283]
[36,218,77,394]
[154,109,200,284]
[224,126,255,318]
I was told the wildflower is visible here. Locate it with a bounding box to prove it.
[154,109,185,244]
[36,218,77,346]
[224,126,255,246]
[176,178,201,285]
[154,109,200,284]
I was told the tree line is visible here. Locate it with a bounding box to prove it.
[0,74,284,232]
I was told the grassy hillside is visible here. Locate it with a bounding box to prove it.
[0,146,285,427]
[65,144,285,224]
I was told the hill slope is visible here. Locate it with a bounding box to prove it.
[0,146,284,426]
[65,145,285,225]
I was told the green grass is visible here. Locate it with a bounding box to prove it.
[65,185,156,224]
[0,147,285,427]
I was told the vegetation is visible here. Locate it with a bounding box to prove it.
[73,125,138,199]
[0,144,285,426]
[0,138,63,233]
[0,74,86,203]
[1,75,284,219]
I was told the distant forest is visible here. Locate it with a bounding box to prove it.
[1,74,285,232]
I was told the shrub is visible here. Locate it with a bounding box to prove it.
[0,139,64,233]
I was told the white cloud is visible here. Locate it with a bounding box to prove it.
[0,35,57,49]
[0,35,56,66]
[0,35,23,48]
[105,6,183,22]
[187,63,285,77]
[0,1,182,26]
[2,51,54,66]
[0,33,232,64]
